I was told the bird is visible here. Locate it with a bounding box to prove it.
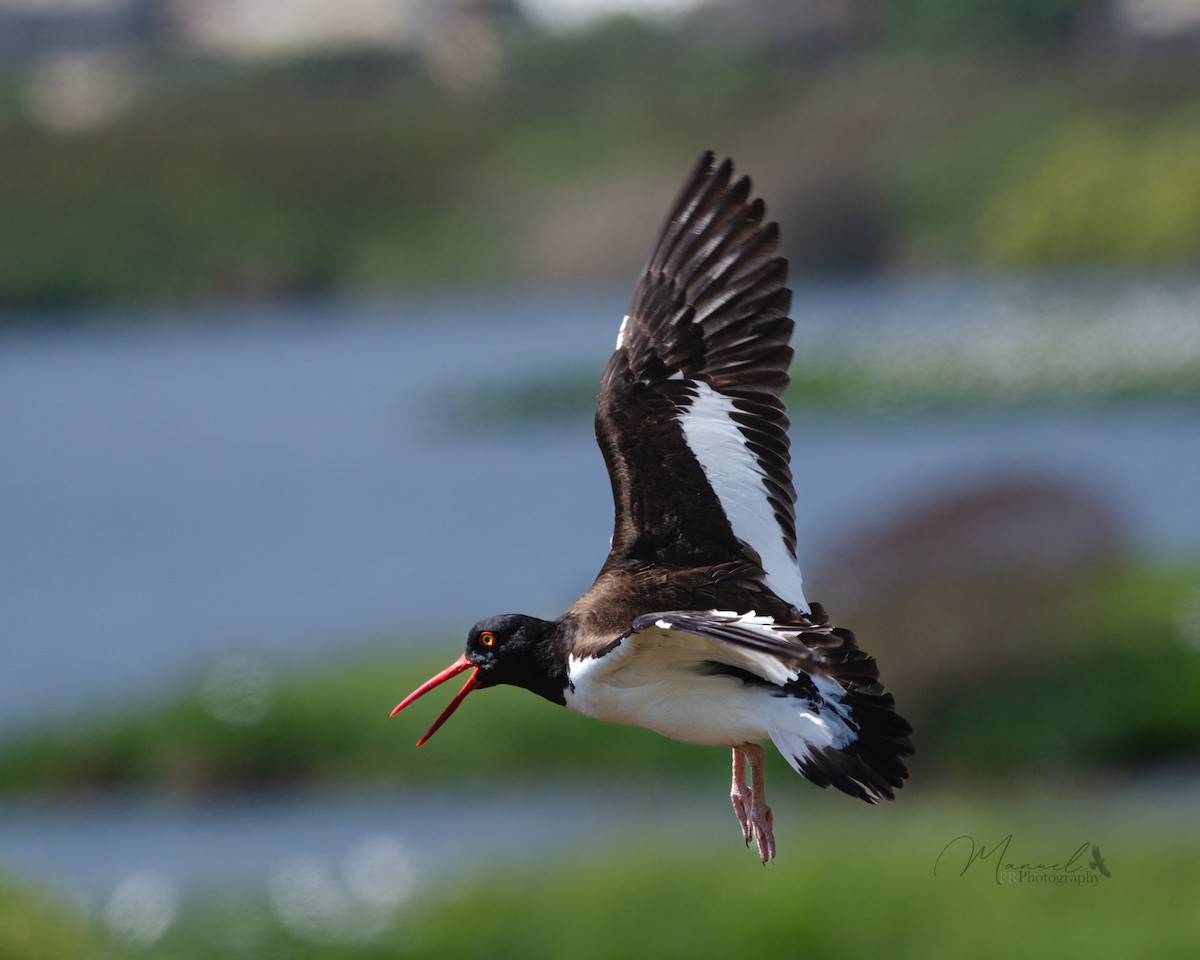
[392,151,913,862]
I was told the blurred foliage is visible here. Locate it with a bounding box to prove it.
[0,20,781,308]
[443,362,599,431]
[445,278,1200,424]
[5,792,1200,959]
[0,644,713,794]
[0,561,1196,795]
[0,872,118,960]
[883,0,1097,50]
[452,341,1200,427]
[3,14,1200,310]
[0,58,508,305]
[977,116,1200,265]
[924,564,1200,777]
[353,812,1200,960]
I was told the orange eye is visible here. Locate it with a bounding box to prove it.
[480,631,496,647]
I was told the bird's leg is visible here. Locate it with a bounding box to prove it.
[730,746,754,846]
[745,743,776,863]
[730,743,775,862]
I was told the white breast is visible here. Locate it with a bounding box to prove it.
[566,648,773,746]
[564,625,858,763]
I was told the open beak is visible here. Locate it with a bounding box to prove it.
[390,654,480,747]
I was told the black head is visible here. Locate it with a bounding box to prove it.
[390,613,563,746]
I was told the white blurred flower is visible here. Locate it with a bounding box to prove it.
[103,869,179,947]
[270,837,418,943]
[24,51,134,133]
[270,855,353,942]
[343,834,418,910]
[1174,587,1200,653]
[200,654,272,726]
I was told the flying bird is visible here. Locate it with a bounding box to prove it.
[392,152,913,862]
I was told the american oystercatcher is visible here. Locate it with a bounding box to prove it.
[393,152,913,862]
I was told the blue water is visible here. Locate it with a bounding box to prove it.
[2,280,1200,923]
[0,782,729,899]
[1,283,1198,731]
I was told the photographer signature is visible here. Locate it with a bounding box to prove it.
[935,834,1110,884]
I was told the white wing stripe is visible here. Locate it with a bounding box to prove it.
[615,314,630,350]
[678,382,807,610]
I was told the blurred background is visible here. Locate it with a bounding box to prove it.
[2,0,1199,957]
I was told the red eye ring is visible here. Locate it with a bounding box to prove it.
[480,631,496,647]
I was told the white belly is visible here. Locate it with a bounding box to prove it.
[565,653,773,747]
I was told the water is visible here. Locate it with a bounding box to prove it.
[1,278,1200,916]
[1,777,1195,914]
[2,283,1199,729]
[0,783,728,900]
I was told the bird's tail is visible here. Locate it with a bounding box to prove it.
[770,643,914,803]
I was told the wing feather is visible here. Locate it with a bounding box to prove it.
[594,152,802,605]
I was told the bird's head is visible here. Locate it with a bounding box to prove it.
[390,613,560,746]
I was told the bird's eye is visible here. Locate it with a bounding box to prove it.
[479,631,496,647]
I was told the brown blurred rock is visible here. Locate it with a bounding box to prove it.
[809,475,1126,711]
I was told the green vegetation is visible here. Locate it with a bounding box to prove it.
[976,116,1200,265]
[4,17,1200,311]
[4,792,1199,959]
[0,21,781,309]
[883,0,1094,50]
[1,562,1196,795]
[928,565,1200,777]
[348,808,1199,960]
[0,645,718,794]
[0,872,119,960]
[0,66,512,306]
[444,362,600,432]
[447,289,1200,427]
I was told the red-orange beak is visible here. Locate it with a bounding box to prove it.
[390,654,480,747]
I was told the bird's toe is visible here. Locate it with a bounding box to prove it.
[731,784,754,845]
[751,802,775,863]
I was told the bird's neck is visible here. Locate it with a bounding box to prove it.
[521,615,576,707]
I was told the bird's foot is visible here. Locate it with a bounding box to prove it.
[746,799,775,863]
[731,781,754,846]
[731,744,776,863]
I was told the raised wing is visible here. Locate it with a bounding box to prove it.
[594,152,804,608]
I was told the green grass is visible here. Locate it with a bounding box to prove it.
[446,356,1200,434]
[398,806,1200,960]
[0,873,121,960]
[0,562,1196,795]
[6,789,1198,959]
[0,644,720,794]
[975,114,1200,266]
[443,302,1200,429]
[442,363,601,432]
[926,565,1200,776]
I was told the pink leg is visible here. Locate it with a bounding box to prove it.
[730,743,775,863]
[730,746,753,845]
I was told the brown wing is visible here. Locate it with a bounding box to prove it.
[594,152,797,573]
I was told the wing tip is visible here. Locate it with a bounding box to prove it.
[792,734,914,804]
